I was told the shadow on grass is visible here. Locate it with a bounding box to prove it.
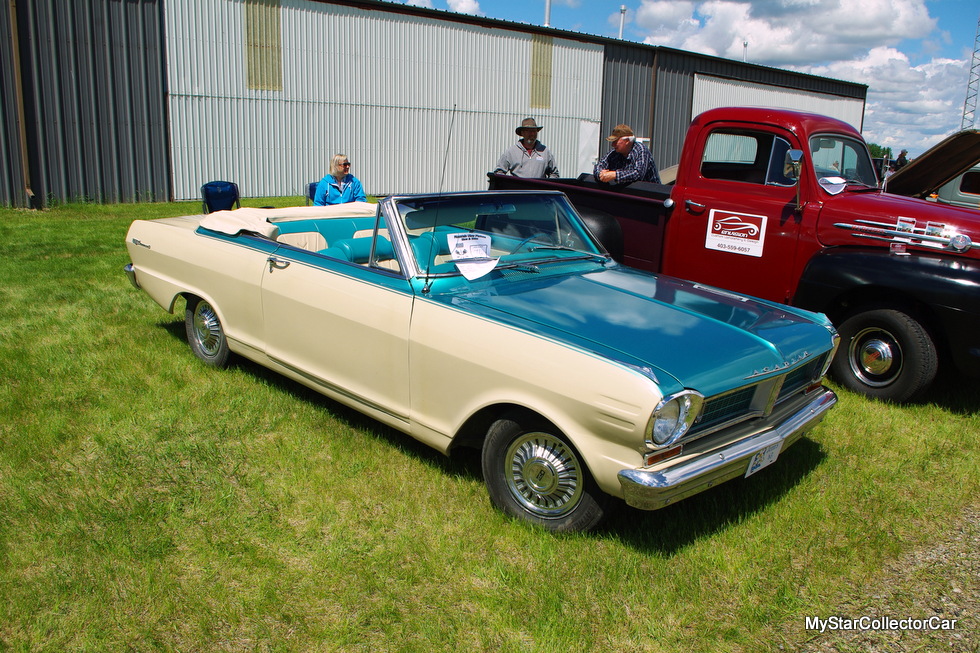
[913,370,980,415]
[157,317,478,471]
[158,317,829,551]
[598,436,826,553]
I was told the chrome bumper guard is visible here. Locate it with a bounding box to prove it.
[618,388,837,511]
[124,263,140,289]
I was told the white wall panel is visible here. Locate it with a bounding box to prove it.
[692,75,866,132]
[164,0,604,200]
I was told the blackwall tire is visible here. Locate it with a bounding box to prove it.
[185,297,231,368]
[830,308,937,402]
[482,414,608,532]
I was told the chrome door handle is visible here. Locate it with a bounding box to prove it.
[685,200,706,214]
[268,257,290,272]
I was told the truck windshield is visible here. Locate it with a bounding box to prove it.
[809,135,878,190]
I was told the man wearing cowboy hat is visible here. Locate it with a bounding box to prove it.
[493,117,560,179]
[594,123,660,184]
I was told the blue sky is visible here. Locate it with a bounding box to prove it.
[404,0,980,156]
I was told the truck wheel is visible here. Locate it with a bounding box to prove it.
[185,296,231,368]
[482,413,608,532]
[831,308,937,402]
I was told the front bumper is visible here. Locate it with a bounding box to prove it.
[618,388,836,510]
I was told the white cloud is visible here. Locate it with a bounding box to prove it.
[447,0,483,15]
[630,0,967,155]
[808,48,969,152]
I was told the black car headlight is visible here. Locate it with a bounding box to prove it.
[646,391,704,448]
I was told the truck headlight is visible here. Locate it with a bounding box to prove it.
[646,391,704,448]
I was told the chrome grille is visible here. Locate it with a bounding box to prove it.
[776,355,827,403]
[692,385,755,434]
[686,354,830,442]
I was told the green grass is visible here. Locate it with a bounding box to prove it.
[1,200,977,651]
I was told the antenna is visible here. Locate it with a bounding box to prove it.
[962,14,980,130]
[438,103,457,194]
[423,103,458,292]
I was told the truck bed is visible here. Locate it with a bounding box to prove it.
[488,173,672,272]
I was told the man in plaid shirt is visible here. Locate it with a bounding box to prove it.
[594,124,661,185]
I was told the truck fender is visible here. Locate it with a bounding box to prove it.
[576,206,624,261]
[794,248,980,324]
[793,248,980,399]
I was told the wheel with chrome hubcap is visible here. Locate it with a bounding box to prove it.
[185,296,230,367]
[830,308,937,403]
[482,413,608,532]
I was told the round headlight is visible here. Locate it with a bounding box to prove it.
[646,391,704,448]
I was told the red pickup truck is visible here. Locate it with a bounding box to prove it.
[489,106,980,402]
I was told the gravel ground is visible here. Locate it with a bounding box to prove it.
[792,504,979,652]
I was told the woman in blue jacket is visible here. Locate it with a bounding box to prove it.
[314,154,366,205]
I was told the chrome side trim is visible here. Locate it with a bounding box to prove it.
[618,389,836,511]
[124,263,140,289]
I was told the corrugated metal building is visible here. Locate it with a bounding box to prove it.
[1,0,866,208]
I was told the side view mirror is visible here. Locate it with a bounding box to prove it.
[786,149,804,212]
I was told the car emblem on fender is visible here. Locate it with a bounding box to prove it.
[746,351,811,379]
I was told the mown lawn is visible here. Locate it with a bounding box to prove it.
[0,200,977,651]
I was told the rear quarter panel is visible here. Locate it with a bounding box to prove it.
[125,217,276,352]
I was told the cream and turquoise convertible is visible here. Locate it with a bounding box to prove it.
[125,191,839,532]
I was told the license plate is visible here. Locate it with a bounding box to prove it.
[745,442,782,477]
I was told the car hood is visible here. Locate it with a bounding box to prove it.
[885,129,980,198]
[445,265,833,396]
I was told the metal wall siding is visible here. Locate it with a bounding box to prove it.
[0,4,24,207]
[165,0,604,198]
[692,76,867,131]
[0,0,865,207]
[601,44,656,150]
[646,48,868,169]
[0,0,169,207]
[650,62,694,169]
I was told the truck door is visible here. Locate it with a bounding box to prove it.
[663,126,805,304]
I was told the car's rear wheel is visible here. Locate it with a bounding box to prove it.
[482,413,608,532]
[830,307,937,402]
[185,296,230,367]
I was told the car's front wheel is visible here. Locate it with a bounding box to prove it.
[482,413,608,532]
[830,307,937,403]
[185,296,230,367]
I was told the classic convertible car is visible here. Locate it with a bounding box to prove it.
[125,191,839,532]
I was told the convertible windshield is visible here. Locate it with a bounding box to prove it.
[394,193,607,277]
[809,134,879,191]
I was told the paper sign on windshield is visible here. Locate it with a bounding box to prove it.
[449,233,498,280]
[705,209,768,258]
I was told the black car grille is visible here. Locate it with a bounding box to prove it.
[776,355,827,403]
[694,385,756,433]
[686,353,829,440]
